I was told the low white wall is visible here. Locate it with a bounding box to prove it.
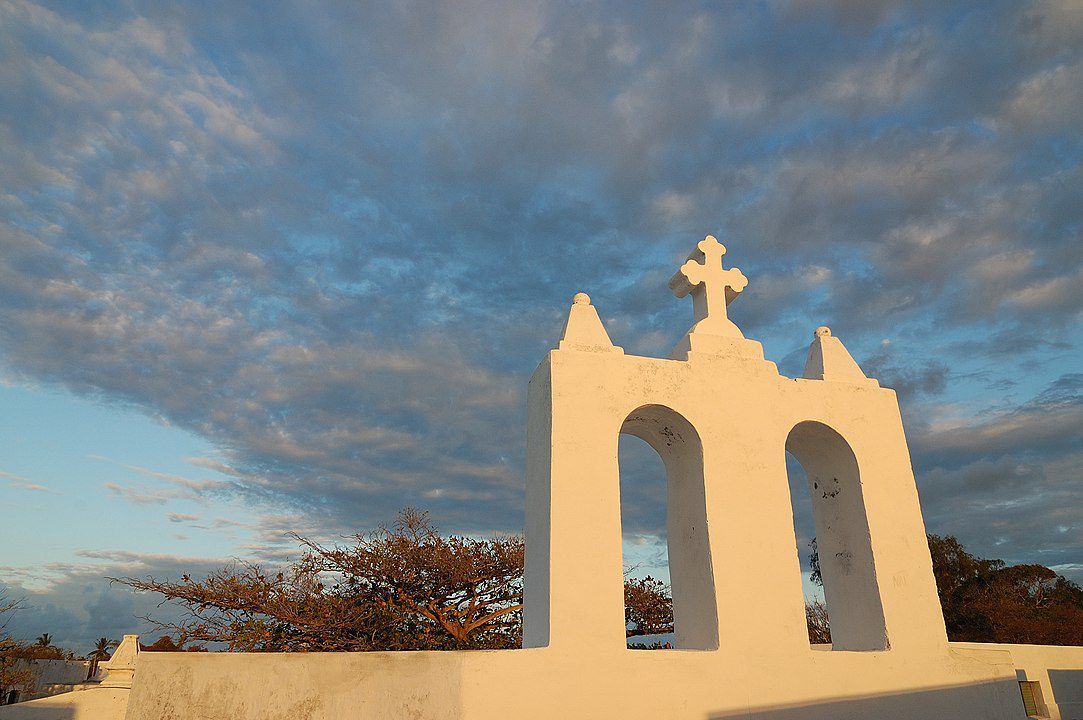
[124,643,1026,720]
[28,660,90,687]
[1,659,91,702]
[953,642,1083,720]
[0,687,130,720]
[126,650,466,719]
[15,641,1083,720]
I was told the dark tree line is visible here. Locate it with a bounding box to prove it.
[928,534,1083,644]
[808,534,1083,645]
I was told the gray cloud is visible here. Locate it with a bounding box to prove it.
[0,551,239,651]
[0,0,1080,635]
[915,374,1083,468]
[911,374,1083,582]
[863,346,950,402]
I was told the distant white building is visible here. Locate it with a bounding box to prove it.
[2,657,100,706]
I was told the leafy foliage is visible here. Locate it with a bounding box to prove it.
[118,509,685,652]
[808,533,1083,645]
[139,636,206,652]
[89,637,117,660]
[298,508,524,648]
[928,535,1083,644]
[1,591,86,694]
[1,592,36,695]
[116,509,524,651]
[0,639,35,698]
[623,576,673,637]
[86,637,118,680]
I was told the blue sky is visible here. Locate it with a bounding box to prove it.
[1,0,1081,652]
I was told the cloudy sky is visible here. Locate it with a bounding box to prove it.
[1,0,1081,652]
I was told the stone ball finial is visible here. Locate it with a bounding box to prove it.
[815,326,832,338]
[572,292,591,306]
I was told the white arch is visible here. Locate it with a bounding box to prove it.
[620,404,718,650]
[786,420,888,651]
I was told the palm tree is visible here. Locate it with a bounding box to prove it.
[34,633,51,647]
[86,637,117,681]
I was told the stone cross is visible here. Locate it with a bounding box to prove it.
[668,235,748,338]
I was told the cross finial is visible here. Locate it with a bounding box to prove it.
[668,235,748,338]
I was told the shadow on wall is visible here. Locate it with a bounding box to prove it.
[1048,669,1083,718]
[707,678,1025,720]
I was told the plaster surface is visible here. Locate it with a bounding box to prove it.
[121,643,1028,720]
[0,687,130,720]
[955,643,1083,720]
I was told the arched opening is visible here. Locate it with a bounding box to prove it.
[619,405,718,650]
[785,450,829,645]
[786,421,888,651]
[619,433,671,648]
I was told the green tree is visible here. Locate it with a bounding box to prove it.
[809,534,1083,645]
[86,637,117,680]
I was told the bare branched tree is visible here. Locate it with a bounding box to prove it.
[623,576,673,637]
[0,591,23,635]
[297,508,524,646]
[115,508,683,652]
[805,600,831,645]
[1,590,36,699]
[115,509,524,651]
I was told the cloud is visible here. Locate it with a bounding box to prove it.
[91,455,231,504]
[0,550,249,651]
[916,374,1083,467]
[0,0,1080,636]
[104,482,170,506]
[863,344,950,403]
[910,374,1083,583]
[0,469,54,493]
